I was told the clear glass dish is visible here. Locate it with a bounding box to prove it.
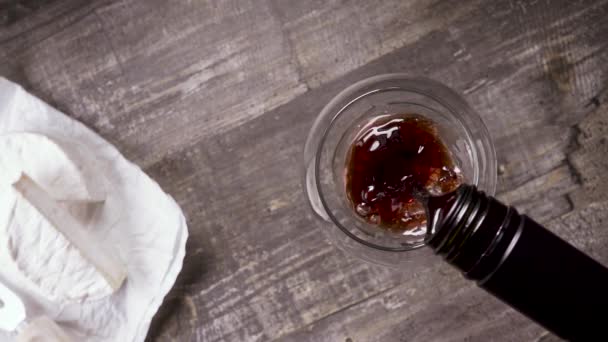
[304,74,497,267]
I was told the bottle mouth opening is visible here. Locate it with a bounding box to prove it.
[425,185,476,251]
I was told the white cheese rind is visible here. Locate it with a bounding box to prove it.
[0,132,105,202]
[11,174,127,300]
[0,187,113,302]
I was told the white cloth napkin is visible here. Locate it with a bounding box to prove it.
[0,77,188,341]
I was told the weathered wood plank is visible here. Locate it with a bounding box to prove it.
[576,88,608,146]
[270,0,484,88]
[514,195,572,224]
[278,264,546,342]
[498,165,577,211]
[548,201,608,264]
[3,0,603,170]
[0,0,96,37]
[570,105,608,207]
[1,0,608,341]
[494,125,575,194]
[1,0,307,166]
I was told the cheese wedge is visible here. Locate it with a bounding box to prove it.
[6,174,126,302]
[0,132,105,202]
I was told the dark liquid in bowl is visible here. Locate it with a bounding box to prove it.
[345,114,462,234]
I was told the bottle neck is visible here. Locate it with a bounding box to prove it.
[424,185,521,281]
[424,184,608,341]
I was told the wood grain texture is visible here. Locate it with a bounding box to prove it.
[570,104,608,207]
[1,0,608,341]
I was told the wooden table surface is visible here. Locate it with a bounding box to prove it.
[2,0,608,341]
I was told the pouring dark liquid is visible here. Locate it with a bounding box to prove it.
[345,114,461,234]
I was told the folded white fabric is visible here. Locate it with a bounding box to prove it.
[0,77,188,341]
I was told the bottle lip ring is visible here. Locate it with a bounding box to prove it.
[425,185,475,251]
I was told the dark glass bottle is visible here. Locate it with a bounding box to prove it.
[425,185,608,341]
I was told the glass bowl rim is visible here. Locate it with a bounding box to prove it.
[311,73,497,253]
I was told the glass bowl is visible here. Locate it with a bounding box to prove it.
[304,74,497,267]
